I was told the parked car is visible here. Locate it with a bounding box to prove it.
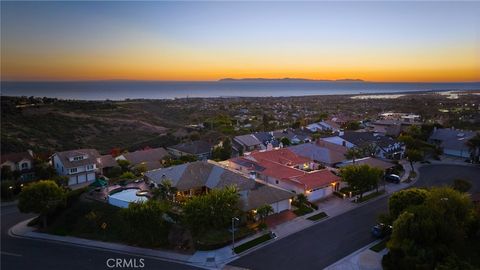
[384,174,400,184]
[371,223,393,238]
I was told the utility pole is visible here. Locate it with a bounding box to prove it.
[231,217,239,254]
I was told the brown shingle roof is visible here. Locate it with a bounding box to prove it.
[1,151,34,164]
[121,147,169,165]
[53,149,99,168]
[145,161,293,211]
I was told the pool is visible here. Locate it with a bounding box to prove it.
[108,188,149,208]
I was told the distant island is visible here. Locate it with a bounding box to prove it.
[218,78,366,82]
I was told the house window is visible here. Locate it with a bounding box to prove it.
[70,168,77,173]
[275,180,279,184]
[73,156,84,161]
[86,164,94,170]
[21,163,28,169]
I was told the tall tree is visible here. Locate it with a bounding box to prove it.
[345,148,363,164]
[340,164,383,199]
[384,187,478,269]
[182,186,239,235]
[18,180,65,228]
[256,204,274,224]
[122,200,171,247]
[388,188,428,220]
[467,133,480,163]
[152,179,177,202]
[405,149,423,171]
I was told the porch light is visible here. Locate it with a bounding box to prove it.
[252,209,257,214]
[8,186,13,190]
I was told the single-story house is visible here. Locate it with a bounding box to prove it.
[227,148,341,202]
[428,128,476,158]
[306,121,341,133]
[323,131,405,159]
[144,161,294,214]
[0,150,36,181]
[288,140,348,167]
[367,119,417,137]
[336,157,396,172]
[233,134,263,154]
[97,155,119,175]
[273,129,312,145]
[116,147,169,170]
[167,140,213,160]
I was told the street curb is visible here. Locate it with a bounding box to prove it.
[8,219,213,270]
[1,200,18,207]
[324,239,384,270]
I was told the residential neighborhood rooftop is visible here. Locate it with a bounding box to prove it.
[52,149,100,168]
[144,160,293,211]
[167,140,213,155]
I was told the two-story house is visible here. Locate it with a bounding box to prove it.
[51,149,99,186]
[1,150,35,181]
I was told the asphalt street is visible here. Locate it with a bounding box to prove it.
[1,204,201,270]
[229,164,480,270]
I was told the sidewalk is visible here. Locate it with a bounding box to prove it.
[9,218,203,268]
[324,240,387,270]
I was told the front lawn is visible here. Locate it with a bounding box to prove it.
[356,190,385,203]
[307,212,328,221]
[293,205,314,216]
[233,233,273,254]
[194,227,255,250]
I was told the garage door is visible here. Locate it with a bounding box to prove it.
[77,174,87,183]
[87,172,95,181]
[68,176,77,186]
[271,199,290,213]
[307,188,326,202]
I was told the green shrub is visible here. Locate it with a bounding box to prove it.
[233,233,272,253]
[452,179,472,193]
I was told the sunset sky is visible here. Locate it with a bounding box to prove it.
[1,1,480,82]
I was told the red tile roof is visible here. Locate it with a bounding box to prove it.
[258,159,305,180]
[289,169,341,190]
[248,148,310,166]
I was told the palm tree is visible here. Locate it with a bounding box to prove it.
[467,133,480,163]
[152,179,177,201]
[345,148,362,164]
[256,204,274,224]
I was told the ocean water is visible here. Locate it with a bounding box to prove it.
[1,81,479,100]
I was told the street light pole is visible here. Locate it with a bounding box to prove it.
[232,217,239,254]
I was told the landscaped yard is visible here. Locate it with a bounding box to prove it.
[194,227,255,250]
[293,205,314,216]
[356,190,385,203]
[233,233,273,254]
[307,212,328,221]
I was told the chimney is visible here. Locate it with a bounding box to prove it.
[342,141,346,147]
